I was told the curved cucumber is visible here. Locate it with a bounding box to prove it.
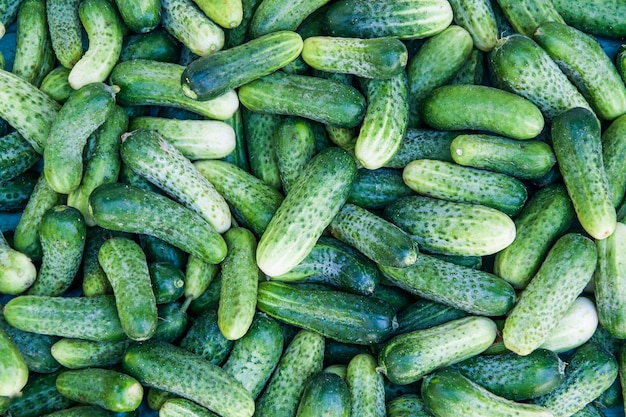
[0,327,28,397]
[274,116,317,193]
[346,354,385,417]
[12,0,48,84]
[114,0,160,33]
[296,371,350,417]
[50,338,129,370]
[0,230,36,294]
[448,0,497,51]
[161,0,224,57]
[45,0,82,68]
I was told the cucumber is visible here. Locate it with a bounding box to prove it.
[0,171,37,212]
[421,84,544,140]
[296,371,350,417]
[0,132,39,182]
[160,398,218,417]
[98,237,158,341]
[114,0,160,33]
[489,34,592,121]
[274,116,316,193]
[27,205,86,296]
[422,369,554,417]
[552,107,616,240]
[0,326,28,397]
[120,128,231,233]
[242,110,282,190]
[149,262,185,304]
[222,108,249,171]
[147,388,177,410]
[402,159,528,216]
[540,296,598,353]
[450,47,485,85]
[503,233,597,356]
[396,299,468,335]
[257,281,396,344]
[346,354,385,417]
[42,405,117,417]
[12,0,48,84]
[384,128,456,168]
[39,66,73,103]
[323,0,453,39]
[182,255,218,307]
[448,0,498,51]
[551,0,626,38]
[7,371,74,417]
[139,234,188,270]
[601,114,626,207]
[0,230,36,294]
[256,147,356,276]
[89,183,227,265]
[82,227,126,297]
[188,273,222,315]
[386,394,432,417]
[534,22,626,121]
[151,301,189,343]
[182,30,303,101]
[494,0,564,37]
[45,0,82,68]
[379,253,516,316]
[238,71,366,128]
[179,309,234,365]
[50,338,129,369]
[43,82,117,194]
[254,329,324,417]
[161,0,224,57]
[249,0,329,38]
[193,0,242,29]
[347,168,413,210]
[379,316,497,385]
[224,0,262,47]
[3,295,126,342]
[384,195,516,257]
[109,59,239,120]
[120,29,180,63]
[0,0,23,38]
[67,0,123,89]
[122,340,255,417]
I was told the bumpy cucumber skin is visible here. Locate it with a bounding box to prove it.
[257,281,396,344]
[123,340,255,417]
[422,369,554,417]
[348,169,411,210]
[3,295,126,342]
[552,0,626,38]
[396,299,468,335]
[68,0,123,89]
[602,114,626,207]
[384,195,516,257]
[256,147,356,277]
[27,205,86,296]
[384,128,456,167]
[489,34,591,120]
[0,132,39,182]
[540,296,598,353]
[39,66,73,103]
[503,233,597,356]
[7,371,74,417]
[380,253,516,316]
[0,327,28,397]
[161,0,224,57]
[494,0,564,37]
[160,398,219,417]
[448,0,497,51]
[0,171,37,212]
[12,0,48,84]
[152,301,189,343]
[241,109,282,190]
[46,0,82,68]
[149,262,185,304]
[494,184,574,289]
[534,22,626,121]
[451,47,485,85]
[552,107,616,239]
[182,30,303,101]
[296,372,350,417]
[222,108,250,171]
[56,368,143,412]
[121,128,231,233]
[179,309,233,365]
[249,0,329,38]
[120,29,180,63]
[41,405,116,417]
[386,394,432,417]
[238,72,366,128]
[89,183,227,265]
[275,116,316,193]
[183,255,218,304]
[402,159,528,216]
[98,237,158,341]
[115,0,160,33]
[0,230,36,295]
[324,0,453,39]
[346,354,385,417]
[44,82,116,194]
[50,338,129,369]
[254,330,324,417]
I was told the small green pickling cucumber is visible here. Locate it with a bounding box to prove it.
[6,370,74,417]
[552,0,626,38]
[396,299,468,335]
[602,114,626,207]
[0,230,36,294]
[161,0,224,57]
[152,301,189,343]
[0,326,28,397]
[0,171,37,212]
[378,316,497,385]
[98,237,158,341]
[51,338,129,369]
[540,296,598,353]
[12,0,48,85]
[503,233,597,356]
[188,273,223,315]
[42,405,118,417]
[82,227,127,297]
[120,128,231,233]
[160,398,218,417]
[346,354,385,417]
[552,107,616,240]
[448,0,497,51]
[149,262,184,304]
[422,369,554,417]
[384,128,456,168]
[534,22,626,121]
[114,0,160,33]
[222,108,249,171]
[39,66,73,103]
[347,168,413,210]
[120,29,180,62]
[139,234,188,269]
[296,371,350,417]
[386,395,432,417]
[274,116,316,193]
[0,132,40,182]
[46,0,82,68]
[123,340,255,417]
[27,205,86,296]
[67,0,123,89]
[421,84,544,140]
[494,0,564,37]
[451,47,485,85]
[44,82,117,194]
[254,329,324,417]
[180,309,233,364]
[250,0,331,38]
[241,109,282,190]
[0,0,23,39]
[182,255,218,309]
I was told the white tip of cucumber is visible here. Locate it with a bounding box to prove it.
[181,81,199,100]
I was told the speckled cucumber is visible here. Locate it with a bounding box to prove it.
[551,0,626,38]
[0,132,39,182]
[42,405,118,417]
[67,0,123,89]
[149,262,185,304]
[120,128,231,233]
[540,296,598,353]
[601,114,626,207]
[552,107,616,239]
[274,116,316,193]
[503,233,597,356]
[396,299,467,335]
[12,0,49,84]
[44,82,117,194]
[110,59,238,120]
[489,34,591,120]
[249,0,330,38]
[534,22,626,120]
[39,66,73,103]
[347,168,413,210]
[379,253,516,316]
[422,369,554,417]
[378,316,497,385]
[0,171,37,212]
[182,30,303,101]
[384,128,456,168]
[123,340,255,417]
[181,255,218,309]
[0,230,36,294]
[89,183,227,264]
[120,29,180,62]
[323,0,453,39]
[160,398,219,417]
[0,0,23,38]
[402,159,528,216]
[450,47,485,85]
[384,195,516,257]
[3,295,126,342]
[179,309,233,364]
[46,0,82,68]
[345,354,385,417]
[254,329,324,417]
[222,108,249,171]
[243,110,283,189]
[6,370,74,417]
[448,0,497,51]
[0,326,28,397]
[51,338,129,369]
[152,301,189,343]
[296,371,350,417]
[98,237,158,341]
[27,205,86,296]
[161,0,224,56]
[238,72,366,128]
[494,0,564,37]
[114,0,160,33]
[494,183,575,289]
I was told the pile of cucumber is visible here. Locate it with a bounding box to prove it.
[2,0,626,416]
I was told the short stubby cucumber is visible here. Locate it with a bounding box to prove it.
[50,338,129,370]
[494,0,564,37]
[39,66,73,103]
[0,326,28,397]
[248,0,331,38]
[274,116,317,193]
[192,0,242,29]
[0,230,36,295]
[448,0,498,51]
[347,168,414,210]
[119,29,180,63]
[114,0,161,33]
[149,262,185,304]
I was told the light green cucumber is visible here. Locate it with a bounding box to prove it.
[601,114,626,207]
[12,0,48,84]
[114,0,160,33]
[346,354,385,417]
[540,296,598,353]
[448,0,497,51]
[503,233,597,356]
[82,227,128,297]
[182,255,218,308]
[249,0,330,38]
[160,398,218,417]
[347,168,413,210]
[120,29,180,63]
[120,128,231,233]
[402,159,528,216]
[378,316,497,385]
[149,262,185,304]
[0,326,28,397]
[50,338,129,369]
[161,0,224,56]
[224,0,262,47]
[179,309,233,364]
[46,0,82,68]
[551,0,626,38]
[296,371,350,417]
[494,0,564,37]
[67,0,123,89]
[0,132,39,182]
[27,205,86,296]
[384,196,516,257]
[39,66,73,103]
[193,0,242,29]
[384,128,456,168]
[43,82,117,194]
[552,107,616,239]
[0,230,36,294]
[32,31,55,88]
[274,116,316,193]
[241,109,282,190]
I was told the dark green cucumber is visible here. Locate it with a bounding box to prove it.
[451,47,485,85]
[89,182,227,265]
[7,371,74,417]
[386,394,432,417]
[39,66,73,103]
[179,309,234,365]
[122,340,255,417]
[50,338,129,369]
[188,273,223,316]
[0,326,28,397]
[46,0,82,68]
[384,128,456,168]
[396,299,468,335]
[147,387,177,411]
[274,116,316,193]
[182,30,303,101]
[0,171,37,212]
[222,108,250,171]
[12,0,48,84]
[114,0,160,33]
[120,29,179,63]
[346,353,385,417]
[347,168,413,210]
[149,262,185,304]
[602,114,626,207]
[3,295,126,342]
[552,0,626,38]
[296,371,350,417]
[152,301,189,343]
[0,229,36,294]
[0,0,24,38]
[42,405,117,417]
[0,131,39,182]
[139,234,188,270]
[241,109,282,190]
[494,0,564,37]
[552,107,616,239]
[249,0,330,38]
[81,227,125,297]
